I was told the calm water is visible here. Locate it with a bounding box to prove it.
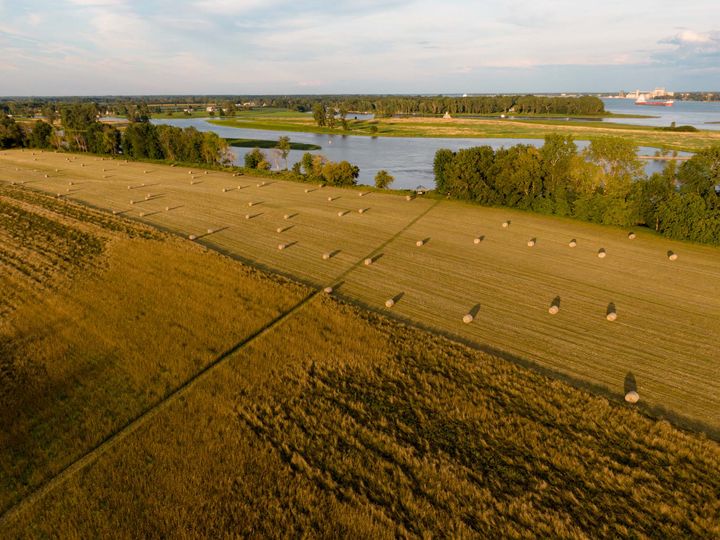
[153,118,684,190]
[601,98,720,130]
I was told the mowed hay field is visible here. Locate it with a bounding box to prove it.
[1,148,719,435]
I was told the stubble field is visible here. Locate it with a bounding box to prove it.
[1,147,719,438]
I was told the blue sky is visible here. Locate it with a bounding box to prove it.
[1,0,719,95]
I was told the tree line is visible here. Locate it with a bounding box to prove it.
[434,136,720,245]
[0,104,230,165]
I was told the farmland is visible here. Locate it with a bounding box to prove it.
[0,180,719,537]
[1,148,719,436]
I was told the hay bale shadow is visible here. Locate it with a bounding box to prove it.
[198,226,229,239]
[391,292,405,304]
[606,302,616,316]
[624,372,637,394]
[468,303,481,318]
[329,249,341,258]
[551,296,561,309]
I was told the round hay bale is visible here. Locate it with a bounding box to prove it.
[283,214,290,220]
[323,286,333,294]
[207,228,214,234]
[188,171,193,174]
[416,240,424,247]
[359,192,365,197]
[112,210,118,215]
[327,196,333,202]
[548,305,559,315]
[145,194,151,200]
[502,221,509,228]
[405,195,412,201]
[139,212,145,217]
[568,240,577,248]
[385,299,395,308]
[204,171,208,175]
[276,227,284,233]
[278,243,286,250]
[257,181,265,187]
[55,169,59,172]
[245,214,251,219]
[337,211,345,217]
[143,170,148,174]
[129,200,134,205]
[527,239,535,247]
[248,202,255,207]
[222,188,227,192]
[624,391,639,404]
[597,249,607,258]
[322,252,330,260]
[165,206,170,211]
[44,174,48,178]
[358,208,365,214]
[668,252,678,261]
[188,234,197,240]
[69,181,74,186]
[56,193,62,197]
[318,183,325,188]
[304,188,310,193]
[628,232,636,240]
[606,311,617,322]
[462,314,474,324]
[473,237,481,245]
[364,258,373,266]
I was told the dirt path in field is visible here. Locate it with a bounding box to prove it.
[0,195,442,527]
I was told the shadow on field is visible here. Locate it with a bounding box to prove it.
[468,304,481,318]
[198,226,229,239]
[624,372,637,394]
[551,296,561,309]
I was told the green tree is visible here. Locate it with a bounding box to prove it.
[0,114,24,148]
[321,160,359,186]
[312,103,326,127]
[244,147,269,169]
[277,136,291,169]
[374,170,394,189]
[433,149,454,194]
[28,120,53,149]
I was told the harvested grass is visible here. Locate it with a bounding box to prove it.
[3,150,719,434]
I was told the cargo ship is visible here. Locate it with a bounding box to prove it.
[635,95,674,106]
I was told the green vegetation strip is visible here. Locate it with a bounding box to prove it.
[225,138,321,150]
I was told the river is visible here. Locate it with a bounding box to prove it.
[601,98,720,130]
[152,118,687,190]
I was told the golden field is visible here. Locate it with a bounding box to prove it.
[0,184,718,536]
[2,148,717,434]
[0,151,720,430]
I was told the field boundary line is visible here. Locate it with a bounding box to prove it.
[0,289,320,526]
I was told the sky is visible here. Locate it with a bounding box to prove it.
[1,0,719,95]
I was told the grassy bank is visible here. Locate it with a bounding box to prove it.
[225,138,321,150]
[210,110,720,152]
[0,184,718,537]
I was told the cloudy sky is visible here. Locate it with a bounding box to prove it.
[1,0,719,95]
